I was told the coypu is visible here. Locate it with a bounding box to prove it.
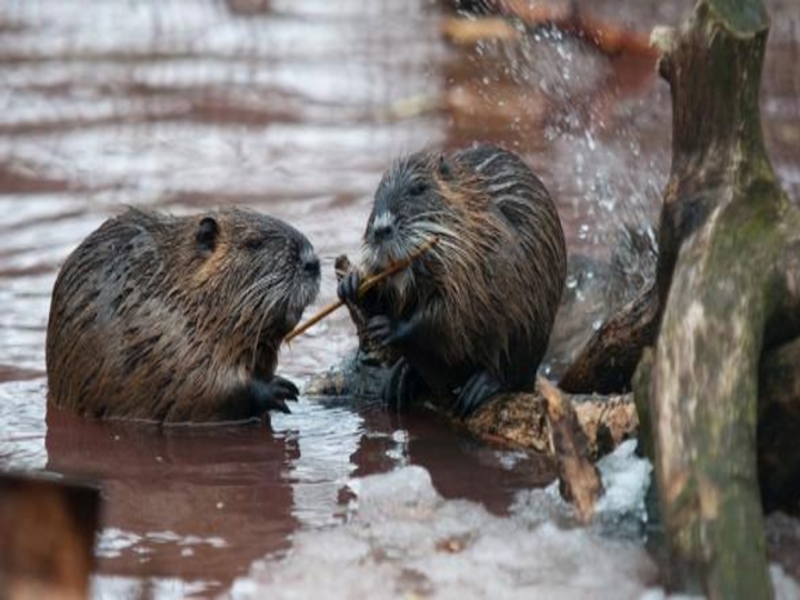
[46,207,320,423]
[339,144,566,416]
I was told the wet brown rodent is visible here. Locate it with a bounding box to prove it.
[46,207,320,423]
[339,144,566,416]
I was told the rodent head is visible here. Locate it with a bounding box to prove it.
[187,208,320,358]
[362,151,473,304]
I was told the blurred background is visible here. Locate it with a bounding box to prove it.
[0,0,798,597]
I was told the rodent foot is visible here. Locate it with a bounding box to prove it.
[250,375,299,415]
[337,271,362,305]
[455,371,501,418]
[383,358,422,412]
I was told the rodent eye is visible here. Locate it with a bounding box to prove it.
[245,238,265,251]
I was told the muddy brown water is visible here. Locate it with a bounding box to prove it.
[0,0,798,597]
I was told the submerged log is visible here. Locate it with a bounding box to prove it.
[631,0,800,597]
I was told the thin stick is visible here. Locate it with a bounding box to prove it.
[283,236,439,343]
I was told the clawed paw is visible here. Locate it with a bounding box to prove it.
[455,371,501,418]
[337,271,362,305]
[253,375,299,415]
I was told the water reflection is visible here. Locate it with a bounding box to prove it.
[271,403,364,528]
[339,402,558,515]
[46,408,299,595]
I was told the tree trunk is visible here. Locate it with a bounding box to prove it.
[641,1,800,597]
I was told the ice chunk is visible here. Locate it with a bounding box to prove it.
[772,564,800,600]
[235,464,661,599]
[233,448,800,600]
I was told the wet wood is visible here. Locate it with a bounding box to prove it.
[0,473,100,600]
[559,283,659,394]
[453,385,637,461]
[537,377,603,522]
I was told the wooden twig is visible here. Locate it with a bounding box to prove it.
[284,236,439,343]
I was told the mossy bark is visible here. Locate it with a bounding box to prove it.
[643,0,800,597]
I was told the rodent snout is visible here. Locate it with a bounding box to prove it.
[370,211,396,245]
[372,223,395,244]
[300,249,321,278]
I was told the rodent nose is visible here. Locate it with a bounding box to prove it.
[372,223,395,243]
[303,256,321,278]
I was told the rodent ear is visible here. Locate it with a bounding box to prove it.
[195,216,219,253]
[437,155,454,181]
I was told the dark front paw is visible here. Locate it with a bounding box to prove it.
[383,358,424,412]
[367,315,393,348]
[367,315,414,349]
[250,375,299,416]
[337,271,362,305]
[455,370,501,418]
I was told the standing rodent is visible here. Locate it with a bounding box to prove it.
[339,144,566,416]
[46,207,320,423]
